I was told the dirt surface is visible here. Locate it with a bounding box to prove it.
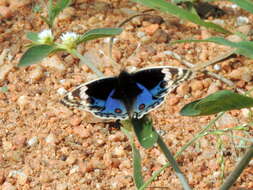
[0,0,253,190]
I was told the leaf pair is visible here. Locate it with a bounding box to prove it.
[18,28,122,67]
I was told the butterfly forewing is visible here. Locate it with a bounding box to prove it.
[61,77,128,119]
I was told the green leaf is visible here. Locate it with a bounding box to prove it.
[77,28,123,44]
[131,116,158,149]
[132,142,144,188]
[18,45,56,67]
[180,90,253,116]
[120,125,144,188]
[173,37,253,59]
[48,0,71,28]
[26,32,40,42]
[131,0,230,34]
[229,0,253,14]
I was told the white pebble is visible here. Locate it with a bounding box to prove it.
[69,165,79,174]
[137,31,146,38]
[213,64,221,71]
[57,87,67,95]
[237,16,249,26]
[212,19,225,25]
[213,171,221,178]
[230,4,239,9]
[17,95,29,110]
[45,133,56,144]
[27,136,38,146]
[59,79,65,84]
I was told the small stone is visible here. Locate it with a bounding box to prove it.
[136,31,146,38]
[58,7,75,21]
[168,96,180,106]
[176,83,190,96]
[226,34,242,42]
[236,16,249,26]
[69,165,79,174]
[41,55,66,71]
[112,146,125,157]
[152,29,170,43]
[228,67,252,81]
[14,135,26,148]
[190,80,204,91]
[0,63,13,81]
[2,182,16,190]
[27,136,38,146]
[0,6,13,19]
[215,113,237,127]
[73,126,90,138]
[207,82,220,95]
[3,139,12,151]
[17,95,29,110]
[143,24,159,35]
[66,154,76,165]
[56,183,68,190]
[39,171,53,183]
[213,64,221,71]
[57,87,67,95]
[45,133,56,144]
[8,170,27,185]
[29,65,43,82]
[157,154,167,165]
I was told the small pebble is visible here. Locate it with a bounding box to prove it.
[45,133,56,144]
[2,182,16,190]
[0,64,13,81]
[69,165,79,174]
[41,55,66,71]
[66,154,76,165]
[143,24,159,35]
[236,16,249,26]
[56,183,68,190]
[57,87,67,95]
[213,64,221,71]
[157,154,167,165]
[17,95,29,110]
[29,66,43,82]
[27,136,38,146]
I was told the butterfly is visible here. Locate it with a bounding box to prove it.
[61,66,192,120]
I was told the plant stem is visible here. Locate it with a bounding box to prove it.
[220,143,253,190]
[70,49,104,77]
[156,133,192,190]
[140,113,224,190]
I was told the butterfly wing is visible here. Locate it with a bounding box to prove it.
[61,77,128,120]
[132,66,192,118]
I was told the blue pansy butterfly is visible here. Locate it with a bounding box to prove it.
[61,66,192,120]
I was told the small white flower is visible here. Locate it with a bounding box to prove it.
[60,32,79,49]
[38,29,54,44]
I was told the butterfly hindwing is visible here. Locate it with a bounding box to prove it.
[61,77,128,120]
[131,66,192,118]
[132,83,164,119]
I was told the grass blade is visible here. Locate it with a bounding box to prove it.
[131,0,230,34]
[173,37,253,59]
[77,28,122,44]
[229,0,253,14]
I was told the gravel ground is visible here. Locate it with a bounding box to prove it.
[0,0,253,189]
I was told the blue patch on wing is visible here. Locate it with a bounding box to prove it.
[88,97,106,111]
[149,80,168,98]
[133,83,164,119]
[93,89,128,119]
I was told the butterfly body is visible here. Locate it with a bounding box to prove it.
[61,66,192,120]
